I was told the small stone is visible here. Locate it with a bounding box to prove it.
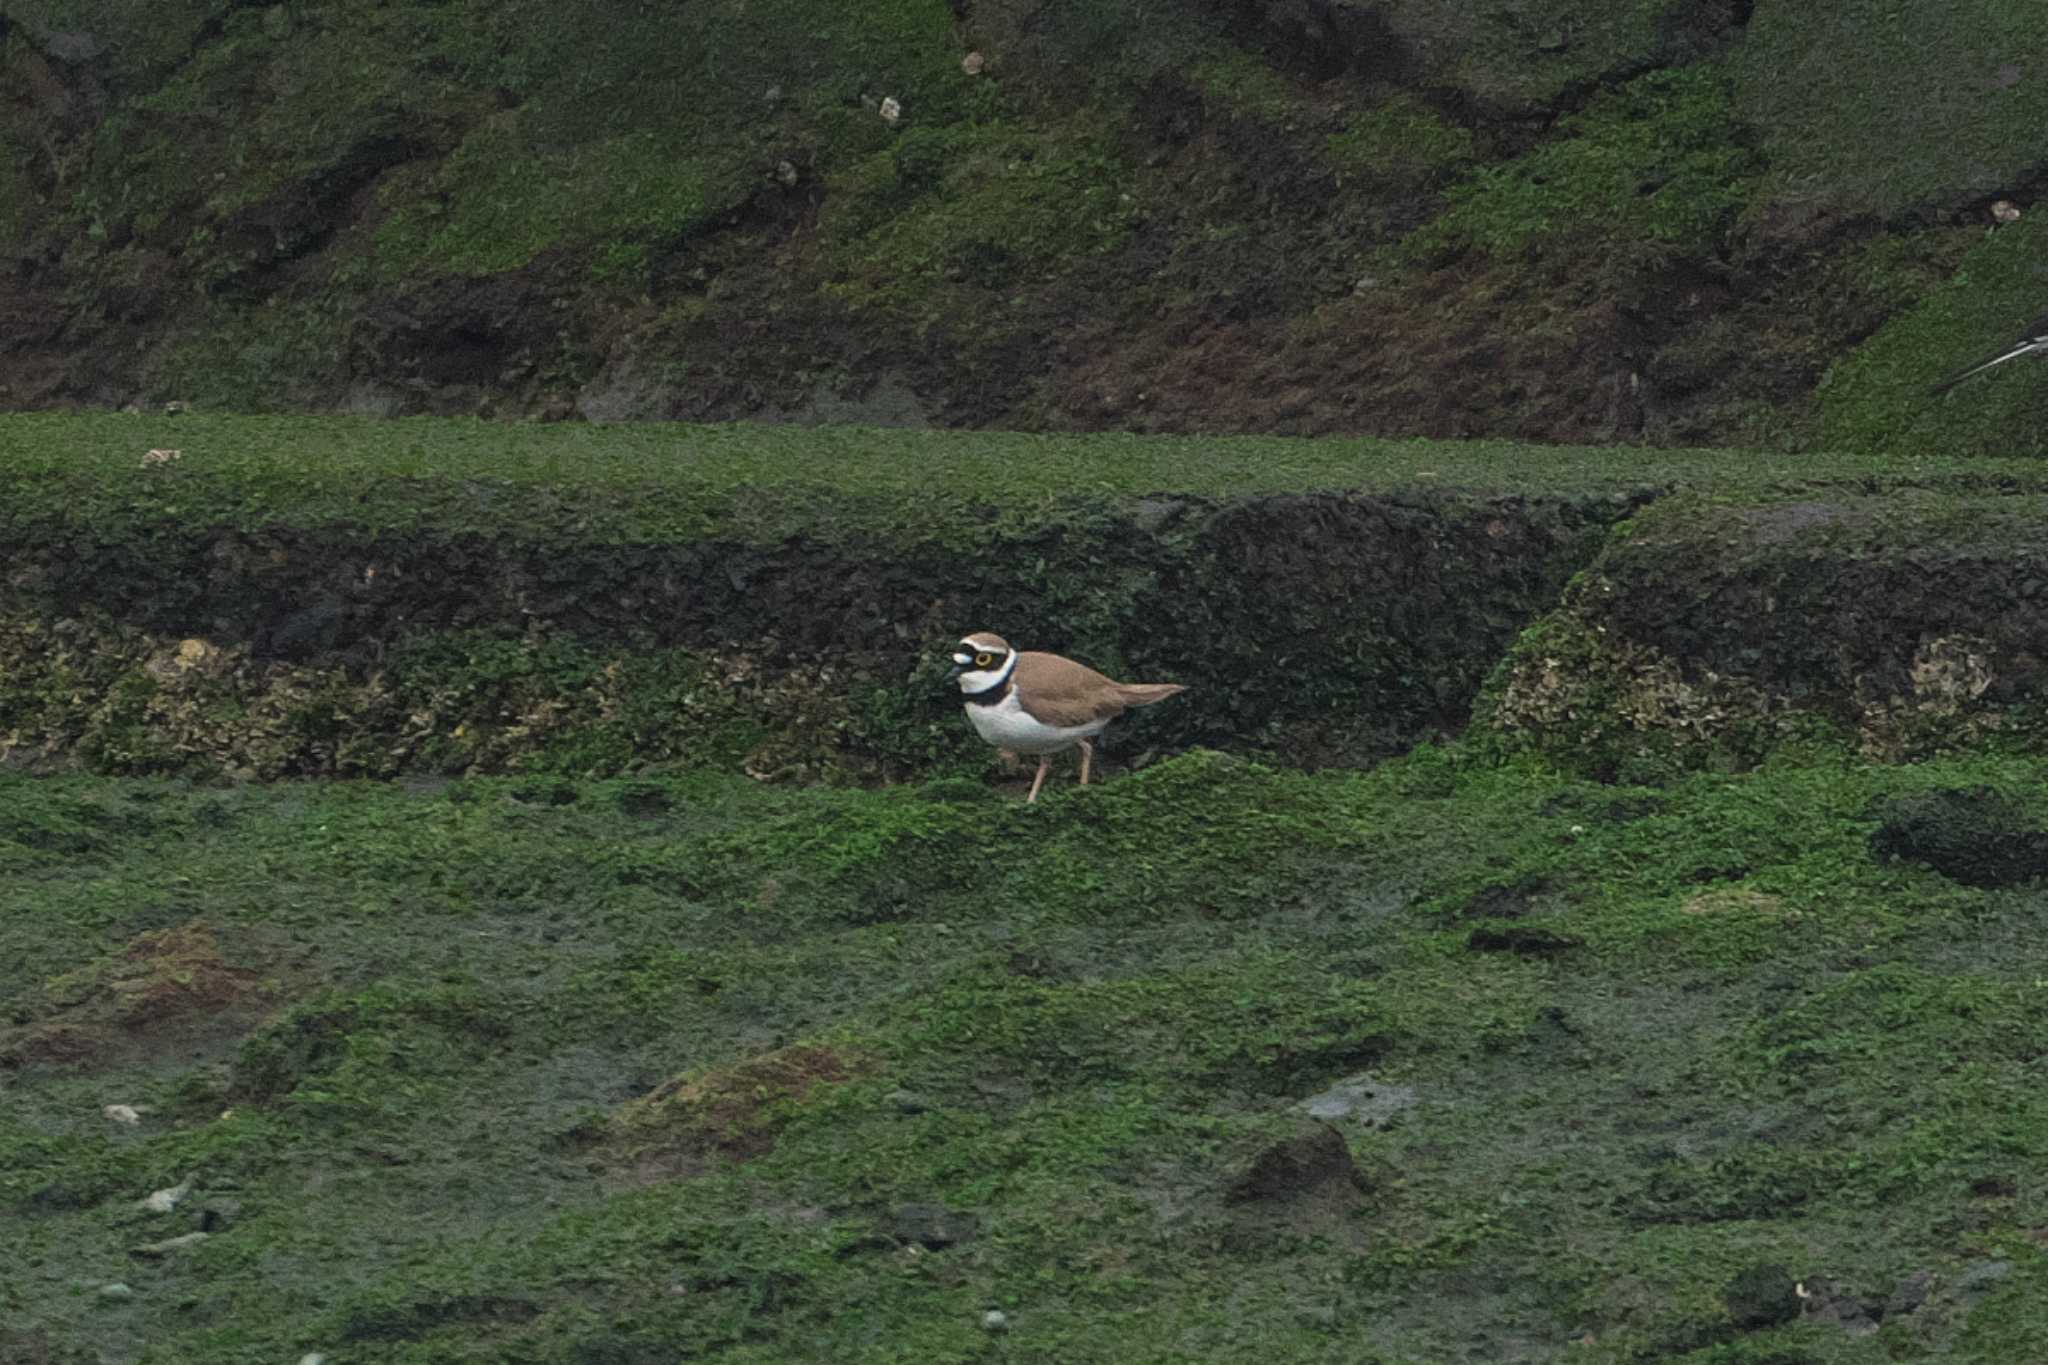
[1298,1074,1417,1126]
[132,1231,209,1258]
[981,1309,1009,1332]
[1991,199,2022,224]
[103,1104,145,1124]
[763,85,781,104]
[98,1282,134,1300]
[962,52,985,75]
[775,159,798,188]
[879,96,902,125]
[137,1175,194,1214]
[298,1355,328,1365]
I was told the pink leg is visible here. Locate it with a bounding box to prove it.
[1078,739,1094,786]
[1025,755,1051,803]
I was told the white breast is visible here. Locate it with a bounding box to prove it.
[965,690,1108,755]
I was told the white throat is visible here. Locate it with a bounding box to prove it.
[954,648,1017,695]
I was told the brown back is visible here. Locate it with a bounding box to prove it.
[1012,652,1185,728]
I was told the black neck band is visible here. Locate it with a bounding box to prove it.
[961,678,1009,707]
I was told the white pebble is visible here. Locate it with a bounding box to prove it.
[982,1309,1009,1332]
[137,1175,193,1213]
[880,96,902,124]
[103,1104,144,1125]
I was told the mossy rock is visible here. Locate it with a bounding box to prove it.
[1479,491,2048,776]
[0,415,1637,778]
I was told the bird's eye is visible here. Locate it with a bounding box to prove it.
[975,653,993,668]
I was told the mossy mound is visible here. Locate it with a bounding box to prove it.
[21,415,2048,780]
[1480,491,2048,778]
[0,414,1654,779]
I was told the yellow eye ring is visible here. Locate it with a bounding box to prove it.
[975,653,993,667]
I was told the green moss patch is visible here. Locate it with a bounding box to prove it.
[1816,213,2048,458]
[1402,65,1762,263]
[1731,1,2048,220]
[1324,94,1477,189]
[823,124,1139,316]
[6,746,2048,1357]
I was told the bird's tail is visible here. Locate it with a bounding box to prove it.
[1116,682,1186,707]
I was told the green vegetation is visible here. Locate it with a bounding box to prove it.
[1731,1,2048,220]
[1324,96,1476,188]
[5,745,2046,1360]
[822,124,1140,317]
[8,2,2045,448]
[1816,213,2048,458]
[1367,0,1676,112]
[1402,67,1761,263]
[12,413,2048,545]
[12,415,2048,785]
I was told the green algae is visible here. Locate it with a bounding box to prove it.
[1324,95,1476,189]
[1816,213,2048,458]
[4,746,2047,1359]
[1730,1,2048,221]
[14,416,2048,786]
[1402,65,1762,264]
[12,413,2048,545]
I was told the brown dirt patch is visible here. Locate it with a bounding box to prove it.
[0,919,276,1071]
[1681,887,1789,917]
[595,1042,870,1187]
[1041,257,1646,443]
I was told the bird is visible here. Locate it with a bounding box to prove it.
[1930,310,2048,395]
[946,632,1185,803]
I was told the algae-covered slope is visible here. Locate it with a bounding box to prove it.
[0,412,1642,780]
[13,413,2048,782]
[3,0,2044,450]
[5,750,2048,1361]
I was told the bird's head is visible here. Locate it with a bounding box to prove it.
[946,632,1015,692]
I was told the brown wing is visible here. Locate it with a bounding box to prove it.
[1114,683,1185,707]
[1011,652,1130,728]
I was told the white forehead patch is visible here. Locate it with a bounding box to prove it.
[952,652,972,664]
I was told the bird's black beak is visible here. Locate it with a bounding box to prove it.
[944,661,964,682]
